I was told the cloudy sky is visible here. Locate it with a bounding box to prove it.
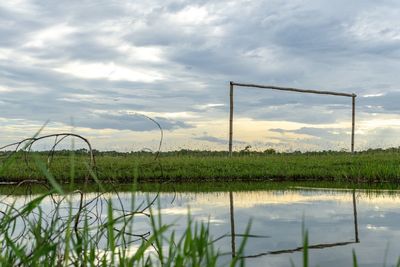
[1,0,400,152]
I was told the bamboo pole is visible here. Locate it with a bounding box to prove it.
[351,95,356,153]
[231,82,355,97]
[229,82,234,156]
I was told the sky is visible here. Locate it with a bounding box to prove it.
[1,0,400,152]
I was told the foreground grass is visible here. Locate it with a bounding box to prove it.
[1,150,400,183]
[1,151,400,266]
[0,153,250,266]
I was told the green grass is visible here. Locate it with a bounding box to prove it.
[1,150,400,183]
[0,151,250,266]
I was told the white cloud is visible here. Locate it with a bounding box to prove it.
[55,61,164,82]
[170,5,215,26]
[24,24,76,48]
[0,86,11,92]
[362,93,384,98]
[347,8,400,42]
[116,45,165,63]
[194,103,225,110]
[0,0,36,14]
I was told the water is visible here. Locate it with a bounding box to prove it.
[2,185,400,266]
[147,188,400,266]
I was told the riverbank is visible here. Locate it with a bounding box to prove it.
[1,150,400,183]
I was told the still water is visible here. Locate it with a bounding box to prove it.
[140,188,399,266]
[3,186,400,266]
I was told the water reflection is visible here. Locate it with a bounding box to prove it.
[221,188,400,266]
[229,191,236,258]
[229,189,359,259]
[352,189,359,243]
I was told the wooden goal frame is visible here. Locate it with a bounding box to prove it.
[228,81,357,155]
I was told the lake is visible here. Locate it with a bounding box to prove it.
[2,184,400,266]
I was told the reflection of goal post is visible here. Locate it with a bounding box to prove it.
[228,81,357,155]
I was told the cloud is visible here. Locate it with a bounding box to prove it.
[361,91,400,113]
[194,134,246,145]
[76,112,193,131]
[194,135,228,145]
[269,128,286,134]
[1,0,400,150]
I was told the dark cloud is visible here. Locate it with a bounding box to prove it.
[194,135,247,145]
[361,91,400,113]
[77,112,193,131]
[270,127,347,138]
[194,135,228,145]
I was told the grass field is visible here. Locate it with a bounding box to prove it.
[1,149,400,183]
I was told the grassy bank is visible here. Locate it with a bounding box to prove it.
[1,149,400,183]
